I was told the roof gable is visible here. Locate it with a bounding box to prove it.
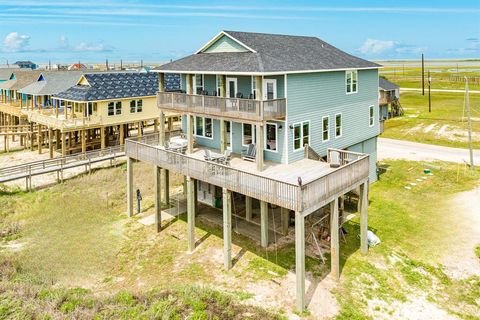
[196,31,256,54]
[77,75,91,86]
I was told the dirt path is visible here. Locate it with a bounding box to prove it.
[441,186,480,279]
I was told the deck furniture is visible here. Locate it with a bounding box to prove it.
[329,150,341,168]
[242,144,256,162]
[220,149,232,166]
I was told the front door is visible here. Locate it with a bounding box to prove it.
[263,79,277,100]
[226,77,237,98]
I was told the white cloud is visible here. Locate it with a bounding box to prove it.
[358,39,397,55]
[74,41,112,52]
[2,32,30,52]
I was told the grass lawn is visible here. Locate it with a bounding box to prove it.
[381,91,480,149]
[380,65,480,91]
[0,160,479,318]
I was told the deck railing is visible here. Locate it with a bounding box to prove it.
[26,111,103,130]
[158,92,286,122]
[126,134,370,214]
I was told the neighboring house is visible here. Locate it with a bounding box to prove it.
[0,70,42,109]
[14,61,38,69]
[379,77,402,119]
[126,30,377,312]
[164,73,181,91]
[0,68,17,84]
[68,63,87,71]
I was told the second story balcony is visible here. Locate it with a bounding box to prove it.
[157,91,286,122]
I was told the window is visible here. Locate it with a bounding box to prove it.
[369,105,375,127]
[293,121,310,151]
[242,123,256,146]
[216,75,223,96]
[130,99,143,113]
[322,116,329,142]
[265,123,277,152]
[346,70,358,94]
[195,74,204,95]
[115,101,122,115]
[108,102,115,116]
[335,113,342,138]
[251,76,257,99]
[194,116,213,139]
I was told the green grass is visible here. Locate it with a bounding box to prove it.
[381,91,480,148]
[335,160,480,319]
[380,65,480,91]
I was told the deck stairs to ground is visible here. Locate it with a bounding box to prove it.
[391,98,404,117]
[304,144,327,162]
[0,145,125,186]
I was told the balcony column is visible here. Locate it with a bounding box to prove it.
[186,74,194,95]
[255,75,263,100]
[223,187,232,270]
[186,114,194,154]
[255,123,264,171]
[127,157,134,217]
[295,211,305,312]
[220,119,226,153]
[154,166,162,232]
[330,197,340,279]
[220,75,226,97]
[260,200,268,247]
[159,111,165,146]
[158,73,165,92]
[186,176,196,252]
[360,181,369,254]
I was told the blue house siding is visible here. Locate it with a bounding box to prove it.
[204,75,216,93]
[286,69,379,164]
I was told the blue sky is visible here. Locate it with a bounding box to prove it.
[0,0,479,64]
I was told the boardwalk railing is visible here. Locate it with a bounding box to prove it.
[126,134,370,214]
[158,92,286,122]
[0,145,125,186]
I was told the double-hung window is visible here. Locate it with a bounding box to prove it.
[108,102,115,116]
[346,70,358,94]
[194,116,213,138]
[242,123,256,146]
[335,113,342,138]
[115,101,122,115]
[293,121,310,151]
[130,99,143,113]
[322,116,330,142]
[369,105,375,127]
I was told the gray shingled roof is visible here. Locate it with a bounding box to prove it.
[379,77,399,91]
[54,72,159,101]
[0,68,16,81]
[18,71,84,95]
[155,31,380,74]
[0,70,43,90]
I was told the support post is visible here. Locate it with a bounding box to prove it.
[48,128,53,159]
[256,124,264,171]
[260,200,268,247]
[330,197,339,279]
[245,196,252,221]
[186,176,195,252]
[162,169,170,205]
[154,166,162,232]
[223,187,232,270]
[61,132,66,156]
[281,207,289,236]
[127,157,134,217]
[220,119,226,153]
[37,124,42,154]
[81,129,86,155]
[120,124,125,145]
[100,126,106,150]
[295,211,305,312]
[360,182,369,254]
[159,111,165,146]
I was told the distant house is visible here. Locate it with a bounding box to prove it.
[14,61,37,70]
[379,77,402,119]
[68,63,87,71]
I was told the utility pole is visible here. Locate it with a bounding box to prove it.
[465,77,474,172]
[106,59,109,70]
[428,70,431,113]
[421,53,425,95]
[120,59,123,70]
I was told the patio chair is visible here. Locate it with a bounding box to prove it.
[242,144,256,162]
[211,90,217,96]
[221,149,232,166]
[204,149,212,161]
[236,92,244,99]
[329,150,341,168]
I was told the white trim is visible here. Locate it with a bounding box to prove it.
[193,116,214,140]
[322,116,330,143]
[264,122,278,153]
[292,120,310,152]
[195,31,257,54]
[369,105,375,127]
[225,77,237,98]
[334,113,342,138]
[152,66,380,77]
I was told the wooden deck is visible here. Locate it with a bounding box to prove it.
[126,134,370,215]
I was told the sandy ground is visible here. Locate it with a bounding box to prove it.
[442,186,480,279]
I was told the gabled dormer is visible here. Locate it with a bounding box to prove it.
[196,31,256,54]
